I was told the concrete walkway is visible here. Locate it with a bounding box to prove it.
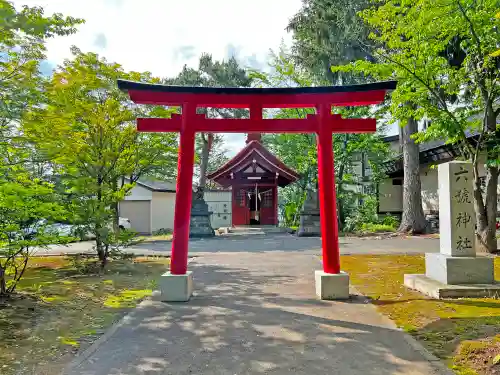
[38,234,439,257]
[65,251,448,375]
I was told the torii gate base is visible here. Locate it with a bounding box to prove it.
[117,79,396,302]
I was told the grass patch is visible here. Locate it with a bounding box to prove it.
[0,256,169,375]
[132,234,173,244]
[359,223,397,233]
[341,255,500,375]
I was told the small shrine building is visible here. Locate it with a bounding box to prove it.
[207,133,299,226]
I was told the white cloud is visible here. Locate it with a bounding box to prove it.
[13,0,302,154]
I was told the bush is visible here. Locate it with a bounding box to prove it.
[343,197,400,234]
[152,228,172,236]
[381,214,400,228]
[360,223,397,233]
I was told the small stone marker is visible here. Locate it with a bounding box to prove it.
[404,161,498,298]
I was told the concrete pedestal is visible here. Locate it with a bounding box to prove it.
[158,271,193,302]
[315,270,350,300]
[425,253,494,285]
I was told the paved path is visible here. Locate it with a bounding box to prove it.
[65,251,448,375]
[38,234,439,256]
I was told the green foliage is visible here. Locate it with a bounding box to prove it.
[152,228,173,236]
[23,48,177,267]
[343,197,399,233]
[360,223,396,233]
[287,0,373,83]
[0,177,68,294]
[331,0,500,250]
[343,196,378,232]
[253,50,391,227]
[166,53,253,189]
[381,214,400,228]
[0,0,82,295]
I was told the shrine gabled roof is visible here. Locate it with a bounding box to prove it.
[207,140,300,184]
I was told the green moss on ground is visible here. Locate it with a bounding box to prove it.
[341,255,500,375]
[0,256,169,375]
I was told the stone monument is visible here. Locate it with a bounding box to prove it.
[189,189,215,238]
[297,188,321,237]
[404,161,498,298]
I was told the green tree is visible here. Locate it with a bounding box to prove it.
[24,48,178,267]
[0,177,67,295]
[0,0,82,294]
[1,0,83,168]
[165,53,251,194]
[289,0,427,234]
[334,0,500,251]
[287,0,373,84]
[252,51,391,228]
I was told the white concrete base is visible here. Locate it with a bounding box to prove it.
[404,274,500,299]
[425,253,494,285]
[315,270,350,300]
[158,271,193,302]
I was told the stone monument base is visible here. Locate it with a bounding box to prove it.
[425,253,494,285]
[158,271,193,302]
[297,210,321,237]
[404,274,500,299]
[404,253,497,299]
[190,198,215,238]
[315,270,350,300]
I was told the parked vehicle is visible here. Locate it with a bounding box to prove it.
[21,217,132,241]
[119,217,131,230]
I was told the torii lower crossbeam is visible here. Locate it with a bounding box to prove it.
[117,79,397,301]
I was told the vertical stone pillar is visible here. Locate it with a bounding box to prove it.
[438,161,475,256]
[423,162,494,286]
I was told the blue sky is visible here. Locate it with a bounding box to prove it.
[13,0,303,155]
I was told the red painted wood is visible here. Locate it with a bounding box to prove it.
[273,186,278,225]
[169,105,195,275]
[232,188,248,226]
[259,188,275,225]
[129,89,387,108]
[122,82,391,276]
[137,116,375,134]
[207,138,300,187]
[316,104,341,274]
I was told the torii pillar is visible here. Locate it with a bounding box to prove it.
[117,79,397,301]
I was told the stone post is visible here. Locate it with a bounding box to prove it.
[297,189,321,237]
[189,189,215,238]
[404,161,497,298]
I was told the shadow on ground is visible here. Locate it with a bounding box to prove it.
[70,257,440,375]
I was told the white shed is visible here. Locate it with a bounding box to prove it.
[119,180,232,234]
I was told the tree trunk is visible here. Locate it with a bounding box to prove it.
[197,133,213,196]
[0,265,6,295]
[398,117,427,234]
[474,163,499,254]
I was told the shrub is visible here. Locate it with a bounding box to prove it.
[381,214,400,228]
[343,197,400,234]
[152,228,172,236]
[360,223,397,233]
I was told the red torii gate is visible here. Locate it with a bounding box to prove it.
[118,80,396,279]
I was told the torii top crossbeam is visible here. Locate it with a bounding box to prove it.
[118,79,397,279]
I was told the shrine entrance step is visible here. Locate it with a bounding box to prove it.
[218,226,291,236]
